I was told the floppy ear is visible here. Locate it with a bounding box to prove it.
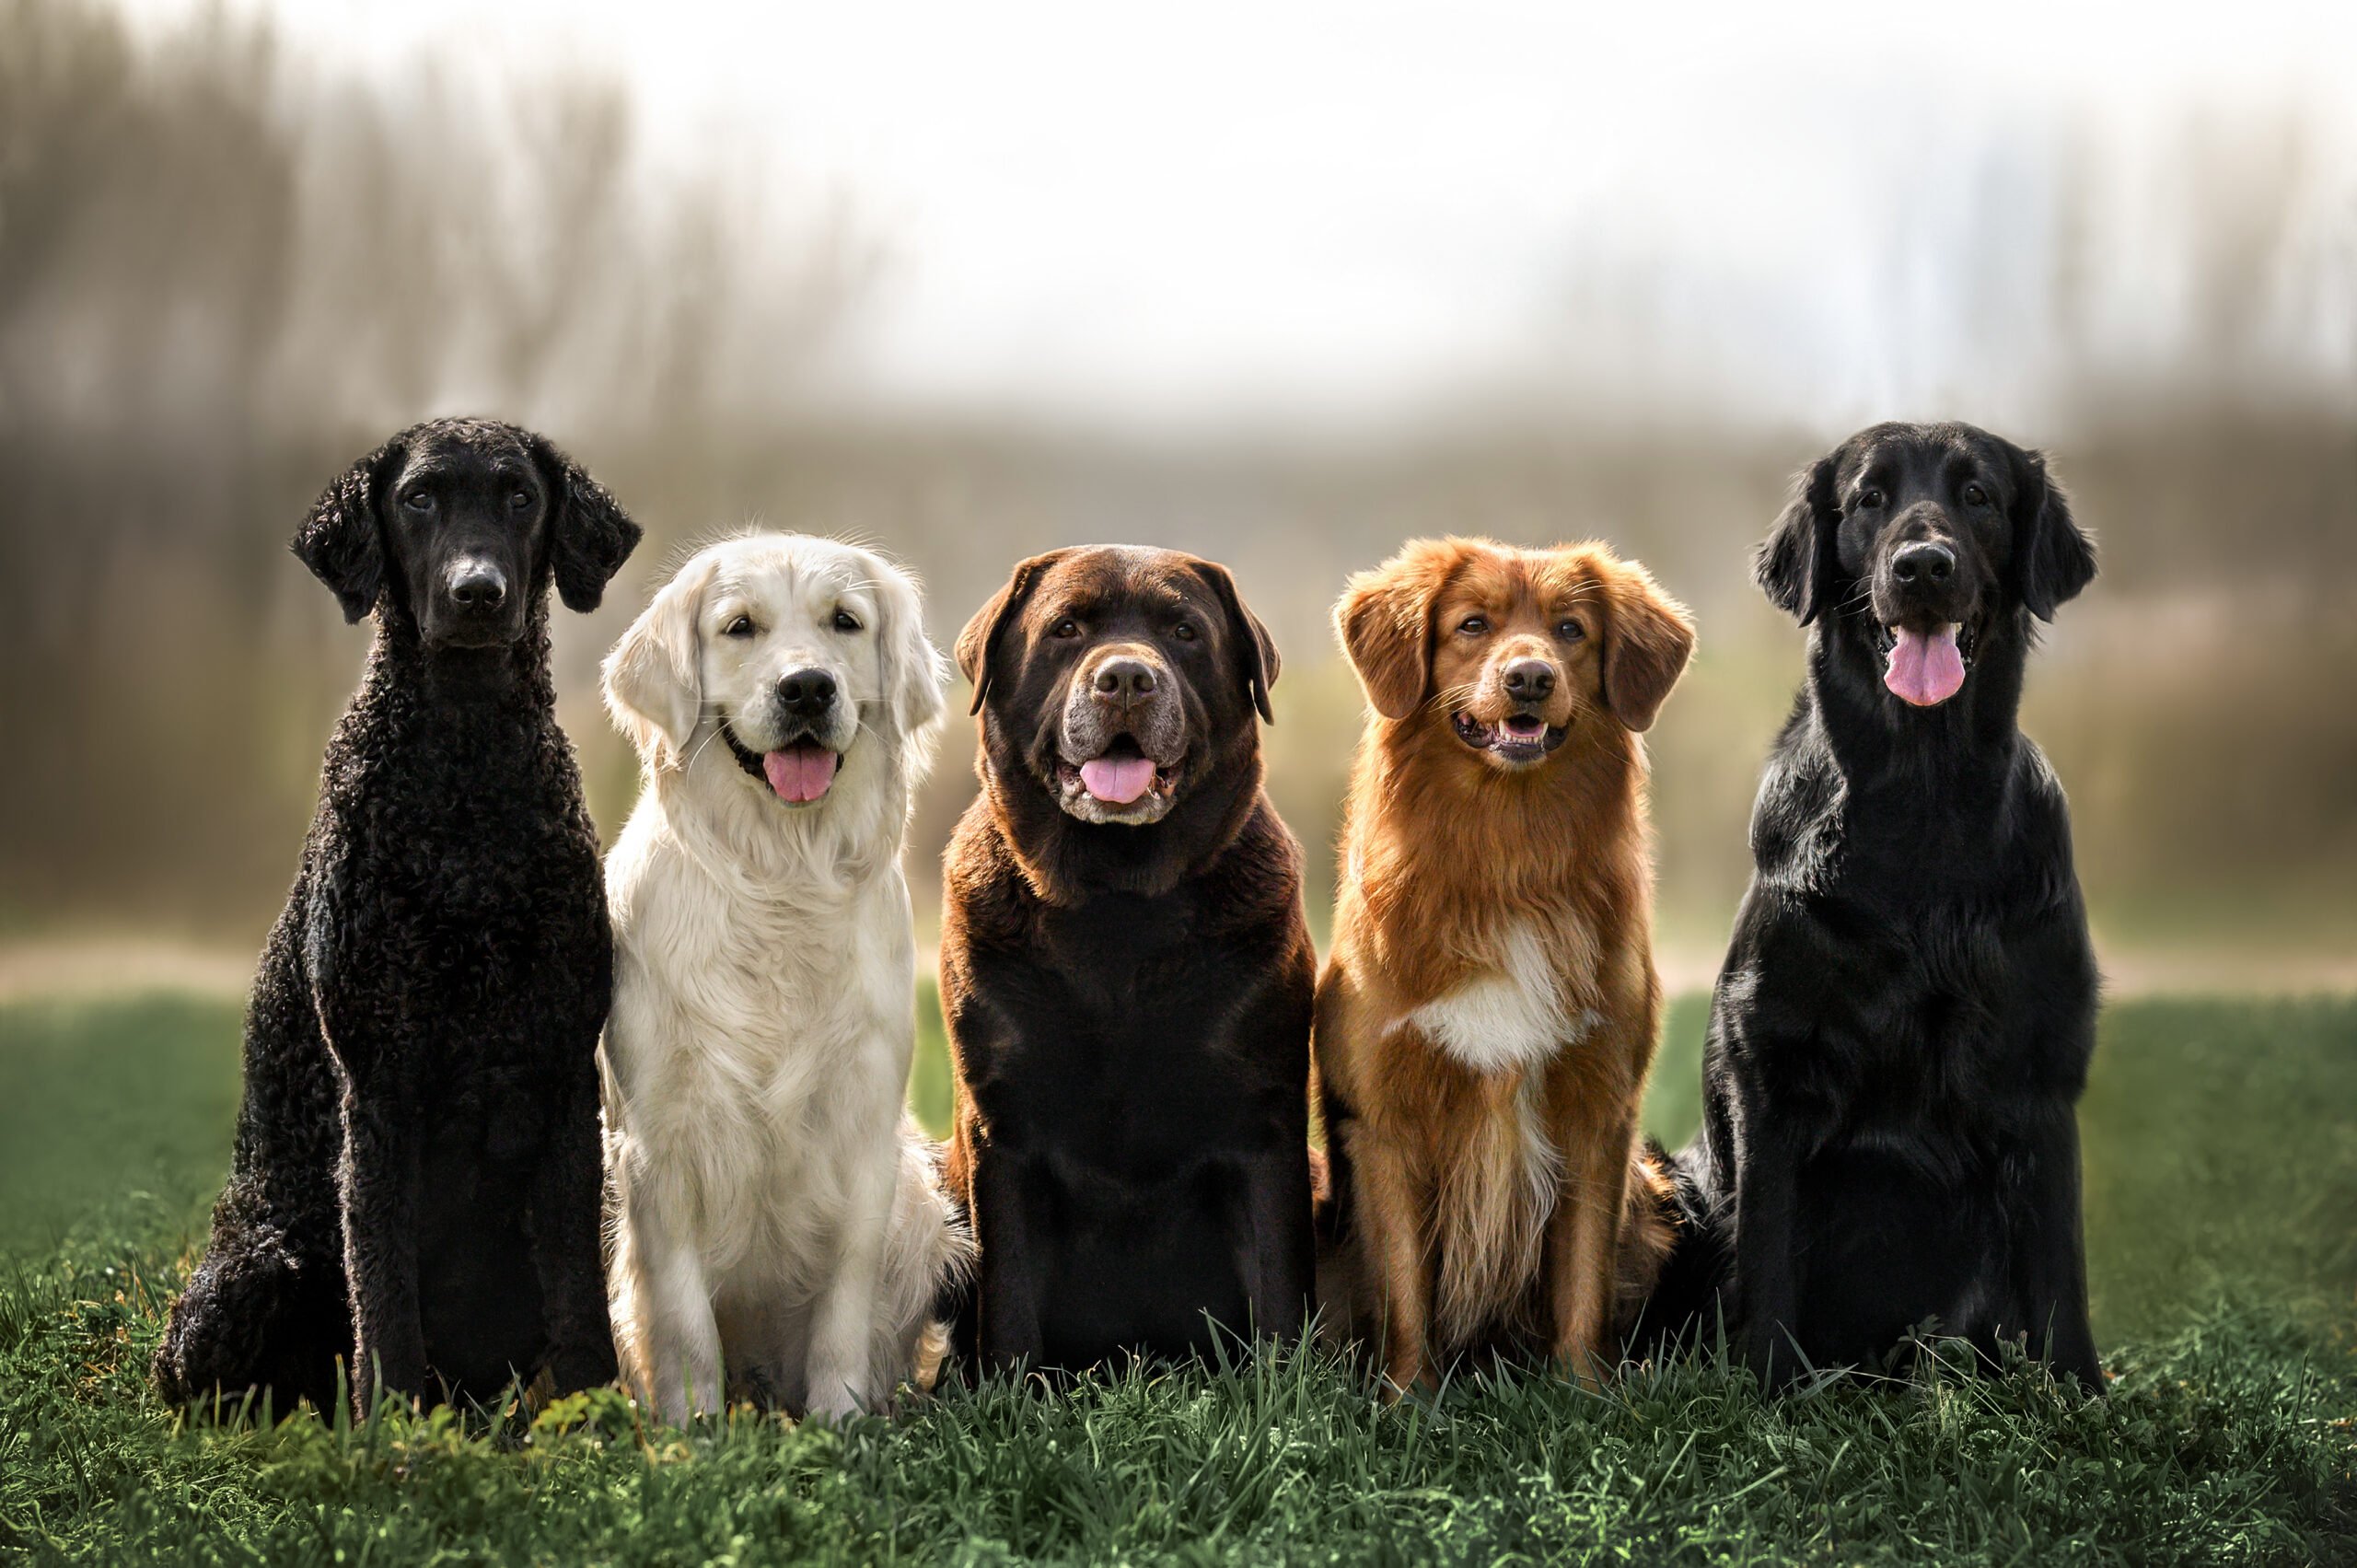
[1755,453,1841,624]
[1598,557,1696,733]
[529,431,644,613]
[1193,560,1280,724]
[958,549,1071,715]
[291,433,401,623]
[602,556,714,765]
[2012,449,2096,621]
[865,547,950,741]
[1334,541,1453,722]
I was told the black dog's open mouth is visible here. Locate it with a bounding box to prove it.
[721,721,842,806]
[1869,621,1979,665]
[1871,621,1980,708]
[1054,734,1179,815]
[1452,710,1566,763]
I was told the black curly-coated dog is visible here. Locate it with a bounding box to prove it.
[154,419,640,1419]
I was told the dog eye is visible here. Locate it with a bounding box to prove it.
[832,609,863,633]
[1457,616,1488,635]
[1857,489,1886,510]
[1051,618,1081,640]
[1172,621,1198,642]
[402,490,434,513]
[1962,483,1989,506]
[1557,620,1585,643]
[722,615,755,638]
[508,489,532,511]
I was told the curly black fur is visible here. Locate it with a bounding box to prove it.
[154,419,640,1419]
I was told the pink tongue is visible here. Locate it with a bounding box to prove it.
[762,744,839,803]
[1079,755,1157,805]
[1886,625,1966,707]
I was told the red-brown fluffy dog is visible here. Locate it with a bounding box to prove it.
[1313,537,1693,1394]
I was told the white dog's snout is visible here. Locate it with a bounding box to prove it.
[753,658,856,750]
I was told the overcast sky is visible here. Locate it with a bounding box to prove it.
[122,0,2357,431]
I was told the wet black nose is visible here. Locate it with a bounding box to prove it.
[447,564,507,611]
[1093,657,1159,703]
[1504,659,1556,701]
[776,668,837,716]
[1892,541,1955,586]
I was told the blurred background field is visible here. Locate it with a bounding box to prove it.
[3,0,2354,987]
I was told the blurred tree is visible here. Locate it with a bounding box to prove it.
[0,0,2349,970]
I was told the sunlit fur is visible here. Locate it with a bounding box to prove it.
[598,533,973,1423]
[1315,537,1692,1395]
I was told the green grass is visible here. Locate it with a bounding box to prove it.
[912,976,956,1139]
[3,993,2353,1563]
[0,994,242,1257]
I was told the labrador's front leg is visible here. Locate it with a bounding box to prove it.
[1230,1145,1314,1347]
[970,1146,1051,1374]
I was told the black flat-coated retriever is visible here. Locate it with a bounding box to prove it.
[154,418,640,1419]
[1633,420,2104,1392]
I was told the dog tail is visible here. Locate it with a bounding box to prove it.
[1612,1138,1681,1330]
[890,1122,977,1395]
[1614,1137,1730,1359]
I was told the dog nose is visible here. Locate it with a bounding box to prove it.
[1504,659,1556,700]
[447,564,507,610]
[776,668,837,715]
[1892,541,1955,586]
[1092,657,1158,703]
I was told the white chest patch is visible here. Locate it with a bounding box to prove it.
[1398,923,1595,1074]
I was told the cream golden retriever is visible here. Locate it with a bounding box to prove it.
[598,532,971,1422]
